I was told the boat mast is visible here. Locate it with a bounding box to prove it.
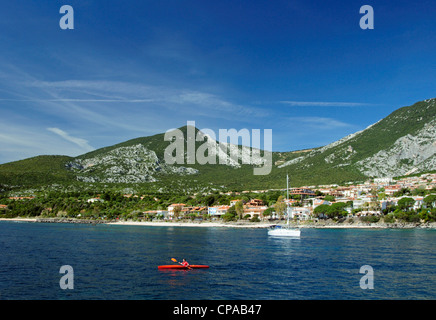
[286,173,289,201]
[286,173,290,225]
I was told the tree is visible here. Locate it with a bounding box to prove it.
[378,192,387,200]
[393,188,411,197]
[324,195,335,202]
[315,190,324,197]
[262,207,274,218]
[383,213,395,223]
[203,195,216,207]
[173,205,182,219]
[419,209,431,222]
[314,204,330,218]
[369,199,381,212]
[274,196,287,218]
[222,206,236,222]
[397,197,415,211]
[235,200,244,220]
[227,205,237,216]
[327,202,348,219]
[314,203,347,219]
[412,186,426,196]
[424,195,436,209]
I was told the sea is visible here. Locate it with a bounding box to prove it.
[0,221,435,300]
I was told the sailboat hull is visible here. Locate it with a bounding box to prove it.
[268,227,300,237]
[268,174,301,238]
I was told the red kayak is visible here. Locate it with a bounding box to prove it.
[158,265,209,270]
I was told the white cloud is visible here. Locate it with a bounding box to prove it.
[288,116,351,129]
[27,79,269,120]
[280,101,373,107]
[0,121,94,164]
[0,98,156,103]
[47,128,94,152]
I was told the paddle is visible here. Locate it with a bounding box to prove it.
[171,258,192,269]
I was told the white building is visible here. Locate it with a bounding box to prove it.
[374,177,393,185]
[413,197,424,210]
[289,207,311,220]
[208,205,230,217]
[312,199,331,209]
[229,200,239,207]
[167,203,186,218]
[143,210,169,219]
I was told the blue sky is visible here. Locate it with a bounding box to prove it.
[0,0,435,163]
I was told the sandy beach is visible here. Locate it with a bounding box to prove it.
[105,220,387,229]
[1,217,435,229]
[0,217,274,228]
[0,218,39,222]
[106,220,276,228]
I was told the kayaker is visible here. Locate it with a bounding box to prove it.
[180,259,190,267]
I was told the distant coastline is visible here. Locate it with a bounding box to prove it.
[1,217,435,229]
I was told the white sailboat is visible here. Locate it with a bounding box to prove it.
[268,174,301,237]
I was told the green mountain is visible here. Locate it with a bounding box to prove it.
[276,97,436,180]
[0,155,74,186]
[1,98,435,191]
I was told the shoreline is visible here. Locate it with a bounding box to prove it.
[0,218,38,222]
[1,217,435,229]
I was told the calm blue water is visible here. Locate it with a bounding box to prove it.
[0,221,435,300]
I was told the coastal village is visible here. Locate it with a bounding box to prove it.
[158,173,436,221]
[89,173,436,222]
[1,173,436,224]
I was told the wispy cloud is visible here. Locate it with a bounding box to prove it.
[26,79,269,119]
[0,98,156,103]
[288,116,352,129]
[280,101,375,107]
[47,128,94,152]
[0,65,272,163]
[0,121,94,164]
